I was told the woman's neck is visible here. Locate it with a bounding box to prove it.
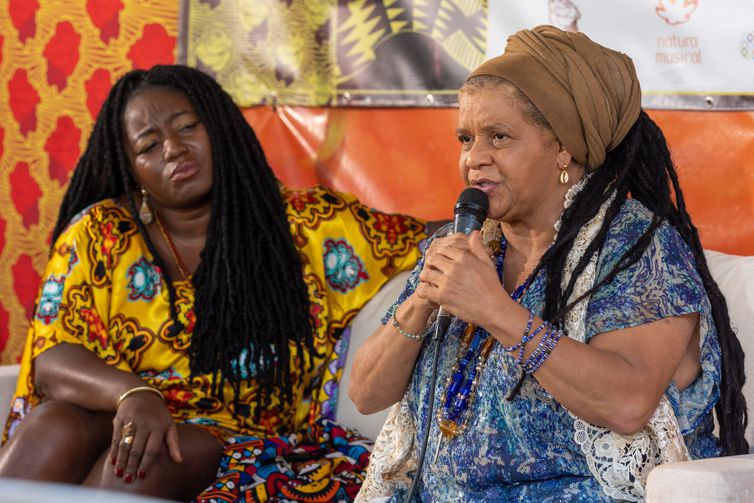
[154,203,212,243]
[498,214,558,293]
[500,213,558,258]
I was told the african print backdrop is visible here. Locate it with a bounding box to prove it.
[180,0,488,106]
[0,1,179,363]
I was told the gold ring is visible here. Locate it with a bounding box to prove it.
[122,421,134,437]
[121,434,134,447]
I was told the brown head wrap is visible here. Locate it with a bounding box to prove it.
[469,25,641,169]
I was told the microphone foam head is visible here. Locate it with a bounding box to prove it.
[454,187,489,221]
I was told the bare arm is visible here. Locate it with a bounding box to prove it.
[34,343,183,473]
[35,343,147,410]
[484,303,697,434]
[420,232,700,435]
[349,293,436,415]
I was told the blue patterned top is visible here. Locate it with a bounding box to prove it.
[384,200,721,502]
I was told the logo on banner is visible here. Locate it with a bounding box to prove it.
[741,32,754,61]
[548,0,581,32]
[655,0,698,25]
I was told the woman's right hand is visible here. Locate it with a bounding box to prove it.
[109,390,183,482]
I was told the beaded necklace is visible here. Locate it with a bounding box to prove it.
[155,214,192,282]
[436,235,537,439]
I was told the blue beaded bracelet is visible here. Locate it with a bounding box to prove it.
[502,311,546,354]
[521,325,562,374]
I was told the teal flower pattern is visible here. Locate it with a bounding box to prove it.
[126,258,162,301]
[323,238,368,292]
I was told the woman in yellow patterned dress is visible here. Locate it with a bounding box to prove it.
[0,65,427,501]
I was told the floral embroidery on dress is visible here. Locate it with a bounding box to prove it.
[126,257,161,301]
[323,238,369,292]
[36,275,65,324]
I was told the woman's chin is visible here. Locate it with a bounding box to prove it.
[486,199,512,222]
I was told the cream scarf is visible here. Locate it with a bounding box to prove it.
[356,177,689,502]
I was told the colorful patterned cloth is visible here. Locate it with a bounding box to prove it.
[4,185,426,501]
[199,419,371,503]
[384,200,721,502]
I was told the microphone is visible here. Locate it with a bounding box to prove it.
[452,187,489,235]
[432,187,489,342]
[405,187,490,503]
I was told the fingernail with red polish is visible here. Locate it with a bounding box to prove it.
[115,467,123,477]
[110,457,116,465]
[124,474,134,483]
[138,471,146,480]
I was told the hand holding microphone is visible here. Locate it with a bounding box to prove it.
[421,188,489,342]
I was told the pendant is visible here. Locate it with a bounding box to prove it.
[560,168,569,185]
[438,418,460,438]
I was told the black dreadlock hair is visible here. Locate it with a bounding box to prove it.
[52,65,314,412]
[463,75,748,455]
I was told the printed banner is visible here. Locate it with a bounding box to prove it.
[489,0,754,109]
[179,0,487,107]
[180,0,754,109]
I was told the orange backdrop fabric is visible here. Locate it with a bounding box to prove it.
[248,106,754,256]
[2,3,753,364]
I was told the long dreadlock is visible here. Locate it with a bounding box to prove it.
[463,75,748,455]
[52,65,314,413]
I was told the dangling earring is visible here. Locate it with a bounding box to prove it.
[559,162,570,185]
[139,187,154,224]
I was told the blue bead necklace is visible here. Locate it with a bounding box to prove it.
[436,236,537,438]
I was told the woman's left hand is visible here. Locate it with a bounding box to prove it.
[417,230,509,328]
[110,391,183,482]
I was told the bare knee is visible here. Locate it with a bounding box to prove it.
[0,400,112,482]
[94,423,223,501]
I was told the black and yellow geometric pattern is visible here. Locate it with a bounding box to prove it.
[181,0,487,106]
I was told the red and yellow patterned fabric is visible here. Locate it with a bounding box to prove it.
[4,185,426,442]
[0,1,180,363]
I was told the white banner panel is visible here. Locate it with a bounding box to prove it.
[488,0,754,109]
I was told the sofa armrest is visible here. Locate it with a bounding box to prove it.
[0,364,20,427]
[646,454,754,502]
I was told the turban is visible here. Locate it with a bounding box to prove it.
[469,25,641,169]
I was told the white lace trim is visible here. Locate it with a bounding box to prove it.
[355,399,417,502]
[562,186,690,501]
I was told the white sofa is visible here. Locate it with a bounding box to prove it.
[1,251,752,502]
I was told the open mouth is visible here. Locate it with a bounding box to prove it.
[470,180,498,193]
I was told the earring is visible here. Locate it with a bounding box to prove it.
[559,162,570,185]
[139,187,154,224]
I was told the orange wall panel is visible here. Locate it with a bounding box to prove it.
[248,106,754,256]
[649,110,754,255]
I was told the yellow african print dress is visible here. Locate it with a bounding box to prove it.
[4,185,426,501]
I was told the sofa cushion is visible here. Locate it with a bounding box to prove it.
[336,272,409,440]
[646,453,754,502]
[704,250,754,452]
